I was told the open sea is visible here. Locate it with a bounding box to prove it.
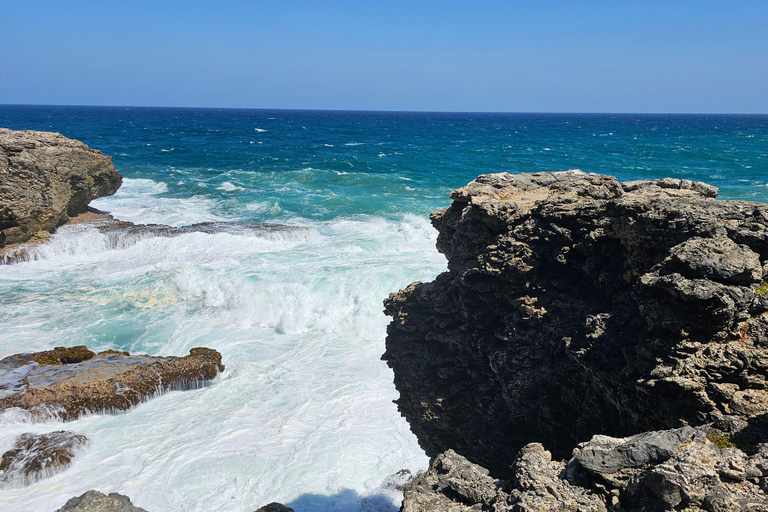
[0,106,767,512]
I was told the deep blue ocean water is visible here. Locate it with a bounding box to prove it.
[0,106,766,512]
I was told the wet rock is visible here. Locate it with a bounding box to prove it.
[254,504,295,512]
[0,430,87,487]
[0,346,224,420]
[1,215,309,265]
[384,171,768,476]
[55,490,148,512]
[0,128,122,248]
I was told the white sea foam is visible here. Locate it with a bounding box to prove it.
[90,178,226,226]
[217,181,245,192]
[0,207,444,511]
[254,128,268,132]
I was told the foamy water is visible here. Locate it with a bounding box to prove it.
[0,179,444,511]
[2,107,767,511]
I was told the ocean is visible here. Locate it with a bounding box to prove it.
[0,106,767,512]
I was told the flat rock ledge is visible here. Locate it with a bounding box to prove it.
[0,346,224,421]
[0,215,308,265]
[0,128,122,248]
[0,430,87,487]
[384,171,768,477]
[401,426,768,512]
[55,490,148,512]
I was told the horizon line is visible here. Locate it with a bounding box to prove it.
[1,103,767,116]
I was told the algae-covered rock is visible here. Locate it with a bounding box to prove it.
[0,346,224,420]
[0,430,87,487]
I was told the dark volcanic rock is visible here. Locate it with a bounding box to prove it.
[0,430,87,487]
[0,128,122,247]
[0,346,224,420]
[254,503,296,512]
[384,171,768,476]
[401,427,768,512]
[55,490,148,512]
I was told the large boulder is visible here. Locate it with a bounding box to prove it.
[384,171,768,476]
[0,128,122,247]
[0,346,224,420]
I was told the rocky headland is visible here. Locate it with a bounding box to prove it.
[0,128,122,248]
[384,171,768,511]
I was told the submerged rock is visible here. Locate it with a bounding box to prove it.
[401,426,768,511]
[0,430,87,487]
[384,171,768,476]
[55,490,148,512]
[0,128,122,248]
[1,215,308,265]
[0,346,224,420]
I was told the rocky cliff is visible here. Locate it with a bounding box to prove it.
[384,171,768,486]
[0,128,122,247]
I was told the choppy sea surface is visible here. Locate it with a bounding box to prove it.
[0,106,767,512]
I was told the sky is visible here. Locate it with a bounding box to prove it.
[1,0,766,113]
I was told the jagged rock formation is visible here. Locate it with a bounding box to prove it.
[0,346,224,420]
[0,127,122,247]
[401,426,768,512]
[0,430,87,487]
[384,171,768,477]
[55,490,148,512]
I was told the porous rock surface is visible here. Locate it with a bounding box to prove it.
[0,346,224,420]
[55,490,148,512]
[401,426,768,511]
[384,171,768,477]
[0,430,87,487]
[0,127,122,247]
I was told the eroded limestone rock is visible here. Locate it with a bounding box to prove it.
[384,171,768,476]
[55,490,148,512]
[0,346,224,420]
[0,128,122,247]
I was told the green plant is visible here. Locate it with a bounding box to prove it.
[706,434,736,449]
[755,281,768,294]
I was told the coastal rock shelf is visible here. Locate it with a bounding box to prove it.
[0,215,308,264]
[384,171,768,483]
[0,128,122,248]
[0,346,224,421]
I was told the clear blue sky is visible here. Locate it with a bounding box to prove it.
[1,0,766,113]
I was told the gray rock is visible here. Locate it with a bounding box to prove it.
[0,430,87,487]
[0,128,122,247]
[254,504,295,512]
[384,171,768,476]
[55,490,148,512]
[400,427,768,511]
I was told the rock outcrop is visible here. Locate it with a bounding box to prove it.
[0,430,87,487]
[384,171,768,478]
[401,426,768,512]
[0,128,122,247]
[55,490,148,512]
[0,346,224,420]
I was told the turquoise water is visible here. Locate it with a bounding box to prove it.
[0,106,767,512]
